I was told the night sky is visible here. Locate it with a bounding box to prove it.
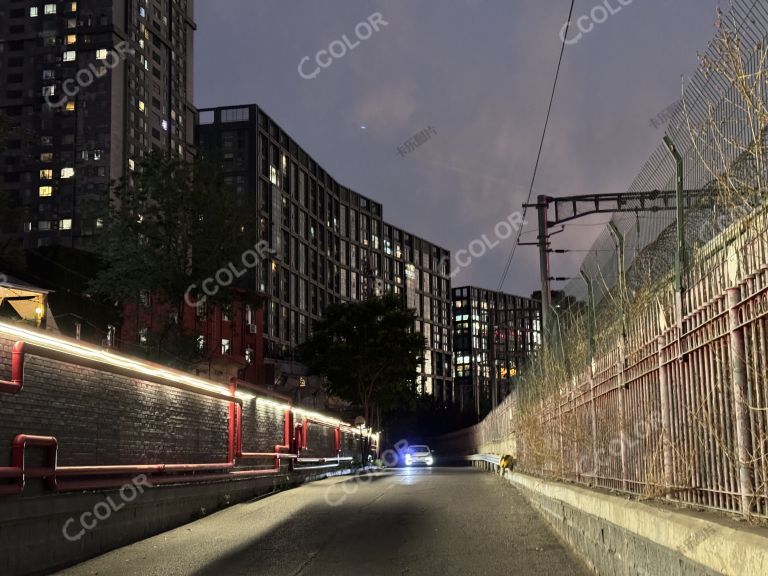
[194,0,719,297]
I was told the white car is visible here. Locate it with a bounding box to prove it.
[405,445,434,466]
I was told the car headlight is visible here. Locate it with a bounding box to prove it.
[426,457,434,465]
[405,454,413,465]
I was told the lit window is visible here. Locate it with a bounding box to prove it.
[161,119,168,131]
[60,219,73,230]
[44,4,57,15]
[221,339,231,355]
[66,35,77,45]
[139,7,146,17]
[63,51,77,62]
[128,158,135,171]
[38,221,52,231]
[139,328,148,344]
[245,347,254,364]
[42,85,55,97]
[96,49,108,60]
[197,335,205,352]
[61,167,75,179]
[39,186,53,197]
[69,2,77,12]
[96,218,104,229]
[40,153,53,162]
[40,169,53,180]
[42,70,55,80]
[65,101,76,112]
[67,18,76,28]
[30,7,39,17]
[138,100,145,112]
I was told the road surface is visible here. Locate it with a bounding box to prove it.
[58,467,589,576]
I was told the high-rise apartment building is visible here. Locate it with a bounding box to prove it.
[453,286,540,417]
[197,104,454,401]
[0,0,195,249]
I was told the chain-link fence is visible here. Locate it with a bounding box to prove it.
[464,0,768,521]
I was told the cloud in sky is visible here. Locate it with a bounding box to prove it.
[194,0,719,296]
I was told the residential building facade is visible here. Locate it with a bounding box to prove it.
[196,104,454,401]
[0,0,196,249]
[120,293,266,386]
[453,286,540,417]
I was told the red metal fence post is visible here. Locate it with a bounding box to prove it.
[657,332,674,497]
[618,351,628,492]
[727,286,754,515]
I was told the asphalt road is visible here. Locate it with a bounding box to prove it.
[57,467,589,576]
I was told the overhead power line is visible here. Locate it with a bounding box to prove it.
[497,0,576,291]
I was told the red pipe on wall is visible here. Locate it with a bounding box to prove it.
[0,339,357,496]
[228,378,238,464]
[9,434,57,494]
[238,409,297,474]
[0,341,25,394]
[281,410,293,453]
[4,339,239,405]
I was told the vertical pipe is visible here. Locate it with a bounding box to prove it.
[334,426,341,454]
[537,195,552,341]
[727,286,754,515]
[282,409,293,452]
[228,378,238,464]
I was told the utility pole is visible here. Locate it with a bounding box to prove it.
[521,181,713,344]
[520,194,554,339]
[536,195,552,339]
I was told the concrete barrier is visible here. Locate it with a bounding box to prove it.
[470,457,768,576]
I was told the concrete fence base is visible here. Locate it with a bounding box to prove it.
[0,468,359,576]
[506,471,766,576]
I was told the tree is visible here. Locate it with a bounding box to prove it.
[89,151,262,361]
[298,294,425,428]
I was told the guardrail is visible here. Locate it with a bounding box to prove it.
[466,454,501,467]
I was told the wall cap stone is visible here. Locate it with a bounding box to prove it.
[509,472,767,576]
